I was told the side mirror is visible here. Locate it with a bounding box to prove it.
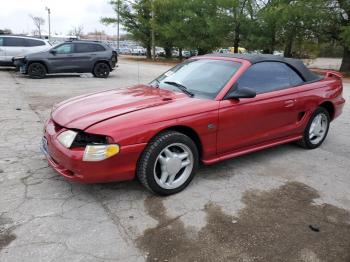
[49,49,57,55]
[225,87,256,99]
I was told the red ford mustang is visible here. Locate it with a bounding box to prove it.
[42,54,345,195]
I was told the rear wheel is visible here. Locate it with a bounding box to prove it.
[298,107,330,149]
[137,131,199,196]
[28,63,47,79]
[93,62,110,78]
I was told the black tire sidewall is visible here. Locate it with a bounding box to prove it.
[138,132,199,196]
[93,63,110,78]
[28,63,46,79]
[303,107,330,149]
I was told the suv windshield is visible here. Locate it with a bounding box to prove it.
[151,59,241,99]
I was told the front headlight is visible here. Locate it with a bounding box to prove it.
[57,130,78,148]
[83,144,120,161]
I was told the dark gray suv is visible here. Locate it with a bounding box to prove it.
[14,41,117,78]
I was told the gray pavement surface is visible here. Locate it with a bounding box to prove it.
[0,58,349,262]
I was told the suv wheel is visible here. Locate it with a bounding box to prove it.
[93,63,110,78]
[28,63,47,79]
[137,131,199,196]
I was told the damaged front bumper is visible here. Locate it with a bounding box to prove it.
[12,57,27,74]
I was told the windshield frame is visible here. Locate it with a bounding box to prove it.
[150,58,243,100]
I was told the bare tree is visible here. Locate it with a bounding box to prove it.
[69,25,84,38]
[29,15,45,38]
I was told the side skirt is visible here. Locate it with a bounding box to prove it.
[202,134,302,165]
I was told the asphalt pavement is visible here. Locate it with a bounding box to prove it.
[0,57,349,262]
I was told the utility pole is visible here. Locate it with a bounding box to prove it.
[45,7,51,40]
[117,0,120,52]
[151,0,155,61]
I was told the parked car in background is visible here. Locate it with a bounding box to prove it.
[273,50,284,56]
[41,54,345,195]
[119,47,132,55]
[14,40,117,79]
[131,46,147,56]
[0,35,51,66]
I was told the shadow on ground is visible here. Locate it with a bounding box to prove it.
[137,182,350,262]
[0,216,16,252]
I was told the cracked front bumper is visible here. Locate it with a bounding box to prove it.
[42,118,146,183]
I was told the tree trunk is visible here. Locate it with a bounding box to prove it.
[284,27,296,58]
[284,35,294,58]
[179,47,183,61]
[270,32,276,54]
[233,24,240,53]
[340,46,350,73]
[197,48,207,55]
[146,45,152,59]
[164,47,172,59]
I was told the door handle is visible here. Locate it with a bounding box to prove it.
[284,99,295,108]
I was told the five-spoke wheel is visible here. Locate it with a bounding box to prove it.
[298,107,330,149]
[154,143,194,190]
[137,131,198,195]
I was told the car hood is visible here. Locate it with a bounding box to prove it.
[52,85,186,130]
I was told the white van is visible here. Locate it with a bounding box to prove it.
[0,35,51,66]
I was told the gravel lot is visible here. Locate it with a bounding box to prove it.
[0,57,349,262]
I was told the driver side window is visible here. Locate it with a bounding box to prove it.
[54,44,73,54]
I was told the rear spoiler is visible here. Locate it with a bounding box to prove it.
[310,69,343,79]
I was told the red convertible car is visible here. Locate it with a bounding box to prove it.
[42,54,345,195]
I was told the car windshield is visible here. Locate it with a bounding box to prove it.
[151,59,241,99]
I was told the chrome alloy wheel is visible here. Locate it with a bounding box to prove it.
[309,113,328,145]
[153,143,194,190]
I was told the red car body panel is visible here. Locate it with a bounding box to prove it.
[43,56,345,183]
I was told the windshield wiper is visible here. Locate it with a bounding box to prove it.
[164,81,194,97]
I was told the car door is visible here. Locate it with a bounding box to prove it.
[48,43,75,73]
[2,37,27,62]
[217,62,305,154]
[73,43,99,72]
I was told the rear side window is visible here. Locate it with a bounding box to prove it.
[0,37,3,46]
[74,43,106,52]
[3,37,27,47]
[280,63,304,86]
[75,43,95,53]
[25,39,45,46]
[237,62,295,94]
[93,44,106,52]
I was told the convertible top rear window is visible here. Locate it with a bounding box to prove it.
[152,59,241,99]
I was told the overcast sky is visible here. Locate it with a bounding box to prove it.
[0,0,120,35]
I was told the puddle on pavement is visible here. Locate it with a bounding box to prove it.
[0,216,16,252]
[137,182,350,262]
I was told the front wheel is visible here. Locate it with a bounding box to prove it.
[28,63,47,79]
[298,107,330,149]
[137,131,199,196]
[93,62,110,78]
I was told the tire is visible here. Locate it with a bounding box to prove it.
[137,131,199,196]
[93,62,110,78]
[297,107,330,149]
[28,63,47,79]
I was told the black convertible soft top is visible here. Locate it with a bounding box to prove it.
[205,53,321,82]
